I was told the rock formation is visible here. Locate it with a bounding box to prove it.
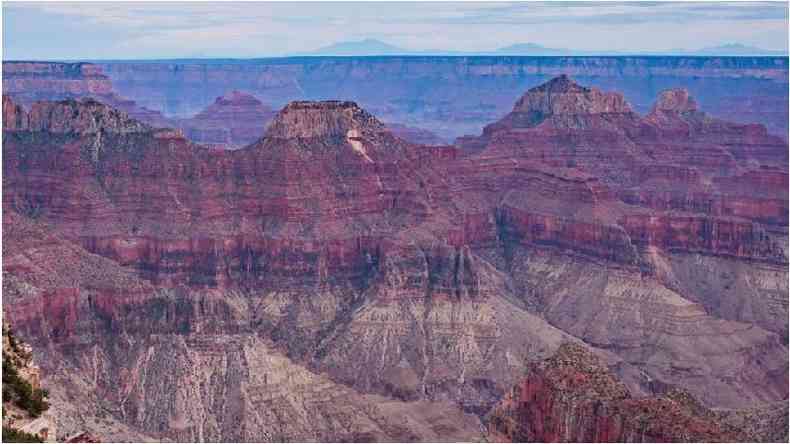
[2,74,787,441]
[92,57,789,138]
[5,57,788,141]
[487,343,746,442]
[176,91,276,148]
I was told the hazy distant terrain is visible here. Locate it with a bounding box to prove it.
[89,56,788,139]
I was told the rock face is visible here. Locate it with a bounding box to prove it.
[2,62,171,130]
[177,91,276,148]
[511,74,633,119]
[3,94,29,130]
[487,343,742,442]
[2,75,788,442]
[21,98,151,135]
[265,100,384,139]
[3,62,113,100]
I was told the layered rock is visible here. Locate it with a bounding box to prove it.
[2,76,788,442]
[7,57,788,139]
[177,91,275,148]
[2,62,171,131]
[508,74,634,126]
[3,62,113,103]
[486,343,744,442]
[21,98,151,135]
[458,78,787,261]
[89,56,788,139]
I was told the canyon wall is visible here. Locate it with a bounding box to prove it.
[2,73,787,441]
[95,56,789,139]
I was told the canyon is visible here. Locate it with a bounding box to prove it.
[2,66,788,442]
[4,57,788,143]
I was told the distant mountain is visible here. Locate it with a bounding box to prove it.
[297,39,787,57]
[496,43,572,55]
[306,39,409,56]
[495,42,788,56]
[693,43,787,56]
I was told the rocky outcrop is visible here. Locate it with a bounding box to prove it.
[468,75,640,145]
[177,91,275,148]
[486,343,743,442]
[21,98,151,135]
[652,88,699,113]
[3,95,29,130]
[510,74,633,122]
[1,62,171,132]
[265,100,384,140]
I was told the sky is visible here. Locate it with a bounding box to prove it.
[3,1,788,60]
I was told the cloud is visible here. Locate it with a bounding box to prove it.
[3,1,788,59]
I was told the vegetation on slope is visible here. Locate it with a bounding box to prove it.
[2,327,49,442]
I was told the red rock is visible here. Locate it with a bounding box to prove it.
[455,76,788,262]
[487,343,743,442]
[3,94,29,130]
[177,90,275,148]
[1,77,787,441]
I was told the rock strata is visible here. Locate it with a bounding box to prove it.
[177,90,276,148]
[2,75,787,441]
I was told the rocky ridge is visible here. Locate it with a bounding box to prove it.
[2,62,448,149]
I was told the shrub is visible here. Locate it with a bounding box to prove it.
[2,355,49,417]
[2,426,43,443]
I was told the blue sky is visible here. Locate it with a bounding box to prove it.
[3,1,788,59]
